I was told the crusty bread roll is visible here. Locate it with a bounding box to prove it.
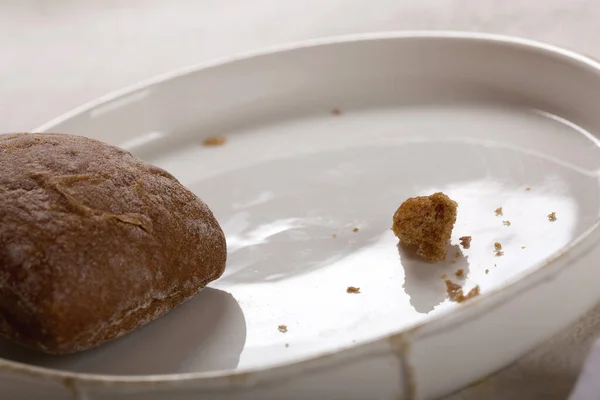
[0,133,227,354]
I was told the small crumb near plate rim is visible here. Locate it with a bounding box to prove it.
[202,136,227,146]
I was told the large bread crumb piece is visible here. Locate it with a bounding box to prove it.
[392,192,458,262]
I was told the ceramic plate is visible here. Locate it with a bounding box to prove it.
[3,32,600,400]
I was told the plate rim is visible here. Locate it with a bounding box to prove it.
[3,30,597,387]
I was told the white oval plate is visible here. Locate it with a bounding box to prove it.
[3,32,600,400]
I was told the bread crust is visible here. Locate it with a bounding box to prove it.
[0,133,227,354]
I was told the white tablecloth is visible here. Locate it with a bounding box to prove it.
[2,1,600,398]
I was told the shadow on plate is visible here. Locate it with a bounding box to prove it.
[400,243,470,314]
[0,287,246,375]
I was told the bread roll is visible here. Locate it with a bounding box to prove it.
[0,133,227,354]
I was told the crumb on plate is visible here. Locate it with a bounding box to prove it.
[332,233,337,238]
[495,207,503,216]
[548,212,557,222]
[494,243,504,257]
[347,286,360,294]
[445,279,462,297]
[202,136,227,147]
[503,220,511,226]
[459,286,480,303]
[353,227,359,233]
[392,192,458,262]
[445,280,480,303]
[459,236,471,249]
[526,187,531,191]
[455,268,464,277]
[278,325,288,333]
[331,108,342,116]
[485,269,489,274]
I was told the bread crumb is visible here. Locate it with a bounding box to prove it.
[485,269,489,274]
[203,136,226,146]
[548,212,557,222]
[445,280,481,303]
[445,279,462,297]
[455,250,461,258]
[392,193,458,262]
[451,260,457,264]
[332,233,337,238]
[347,286,360,294]
[503,220,511,226]
[526,187,531,191]
[459,286,480,303]
[455,268,464,277]
[352,227,359,233]
[459,236,471,249]
[278,325,288,333]
[494,243,504,256]
[441,274,447,279]
[495,207,503,216]
[331,108,342,116]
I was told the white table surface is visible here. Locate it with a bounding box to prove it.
[2,1,600,398]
